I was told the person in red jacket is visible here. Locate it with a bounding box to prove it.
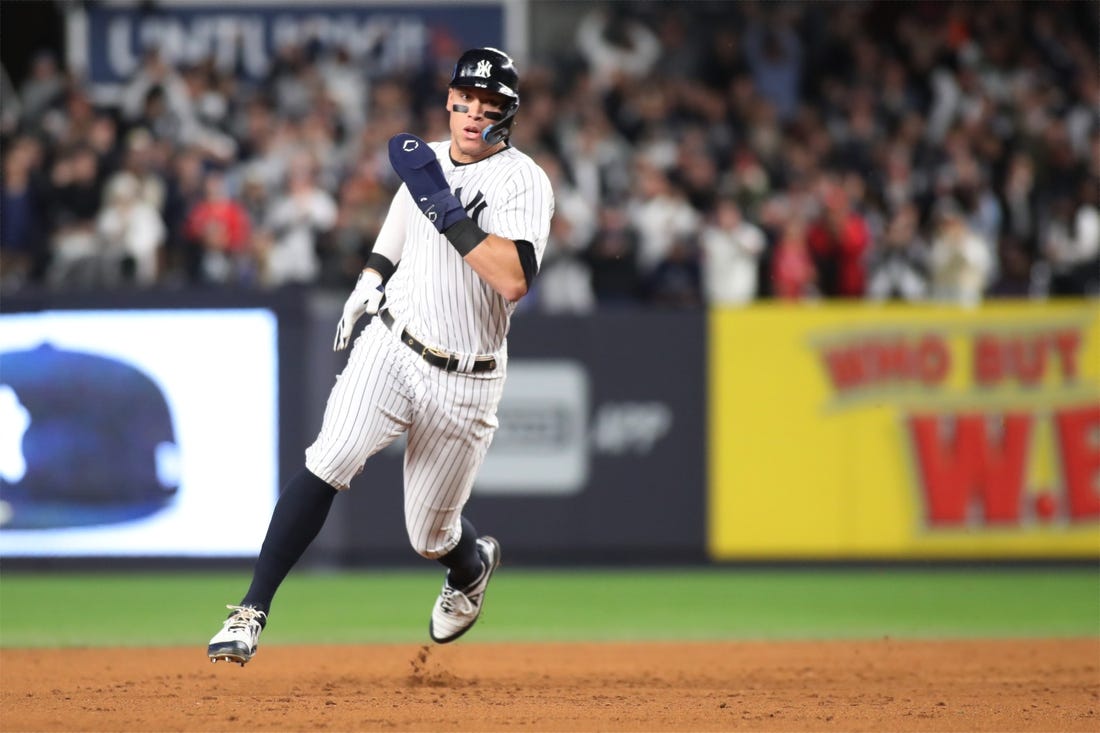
[807,178,870,298]
[183,170,253,283]
[771,217,818,300]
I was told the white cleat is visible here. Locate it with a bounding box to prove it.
[206,604,266,666]
[429,537,501,644]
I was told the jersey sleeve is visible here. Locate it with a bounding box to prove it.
[489,161,555,267]
[372,183,412,265]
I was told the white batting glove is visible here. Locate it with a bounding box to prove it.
[334,269,384,351]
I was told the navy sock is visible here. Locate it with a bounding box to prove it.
[437,516,484,590]
[241,468,337,614]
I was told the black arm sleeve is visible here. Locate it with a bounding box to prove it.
[364,252,397,285]
[514,239,538,290]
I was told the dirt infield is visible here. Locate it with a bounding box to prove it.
[2,639,1097,732]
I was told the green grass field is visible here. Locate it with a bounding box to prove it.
[1,567,1097,648]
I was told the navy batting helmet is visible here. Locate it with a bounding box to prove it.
[449,47,520,145]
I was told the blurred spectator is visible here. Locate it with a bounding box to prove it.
[183,170,253,285]
[327,155,389,287]
[121,48,189,126]
[0,137,46,290]
[88,113,122,183]
[95,172,167,287]
[770,218,817,300]
[1042,180,1100,296]
[743,9,804,122]
[558,108,634,208]
[18,51,65,127]
[699,196,766,306]
[102,128,165,214]
[42,88,97,153]
[182,59,230,135]
[237,165,275,262]
[698,27,748,91]
[953,155,1003,278]
[629,160,700,276]
[537,209,597,315]
[268,42,317,121]
[576,6,661,94]
[161,147,207,282]
[46,146,104,288]
[645,235,703,308]
[653,9,704,81]
[319,47,367,140]
[866,203,929,302]
[585,202,643,306]
[1000,151,1039,251]
[806,177,871,298]
[987,236,1035,299]
[674,128,723,212]
[720,147,771,216]
[929,199,993,305]
[263,160,337,287]
[534,153,596,314]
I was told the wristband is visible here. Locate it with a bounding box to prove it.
[443,218,487,257]
[364,252,396,284]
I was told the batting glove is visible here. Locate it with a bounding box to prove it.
[388,133,468,233]
[334,269,384,351]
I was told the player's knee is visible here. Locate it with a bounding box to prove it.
[414,544,446,560]
[302,458,351,492]
[407,528,454,560]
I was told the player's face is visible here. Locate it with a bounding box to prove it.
[448,87,509,162]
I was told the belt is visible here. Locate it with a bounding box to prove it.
[379,309,497,374]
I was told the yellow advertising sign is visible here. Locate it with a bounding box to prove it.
[708,301,1100,559]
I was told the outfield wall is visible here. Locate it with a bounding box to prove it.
[1,292,1096,563]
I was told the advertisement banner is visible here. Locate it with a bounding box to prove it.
[74,1,509,89]
[709,301,1100,559]
[0,309,279,557]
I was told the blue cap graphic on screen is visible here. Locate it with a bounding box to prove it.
[0,344,180,529]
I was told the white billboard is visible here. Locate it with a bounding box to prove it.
[0,309,278,556]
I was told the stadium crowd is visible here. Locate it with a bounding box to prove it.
[1,1,1097,311]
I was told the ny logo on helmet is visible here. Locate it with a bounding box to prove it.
[402,139,419,152]
[474,60,493,78]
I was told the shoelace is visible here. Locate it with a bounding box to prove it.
[224,604,265,632]
[439,586,475,615]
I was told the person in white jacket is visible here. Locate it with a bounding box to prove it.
[96,172,166,286]
[576,7,661,93]
[929,199,993,305]
[263,161,338,286]
[700,196,765,306]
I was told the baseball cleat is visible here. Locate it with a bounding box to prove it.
[429,536,501,644]
[207,604,266,666]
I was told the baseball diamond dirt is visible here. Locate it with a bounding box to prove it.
[2,639,1097,731]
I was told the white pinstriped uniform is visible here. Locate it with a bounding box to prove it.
[305,141,554,559]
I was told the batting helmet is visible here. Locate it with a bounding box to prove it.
[449,47,520,145]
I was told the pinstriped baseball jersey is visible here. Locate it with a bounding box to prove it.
[383,142,554,358]
[304,139,554,559]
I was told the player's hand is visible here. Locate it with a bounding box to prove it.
[334,270,384,351]
[388,133,468,233]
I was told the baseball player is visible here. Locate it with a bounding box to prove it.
[207,47,554,665]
